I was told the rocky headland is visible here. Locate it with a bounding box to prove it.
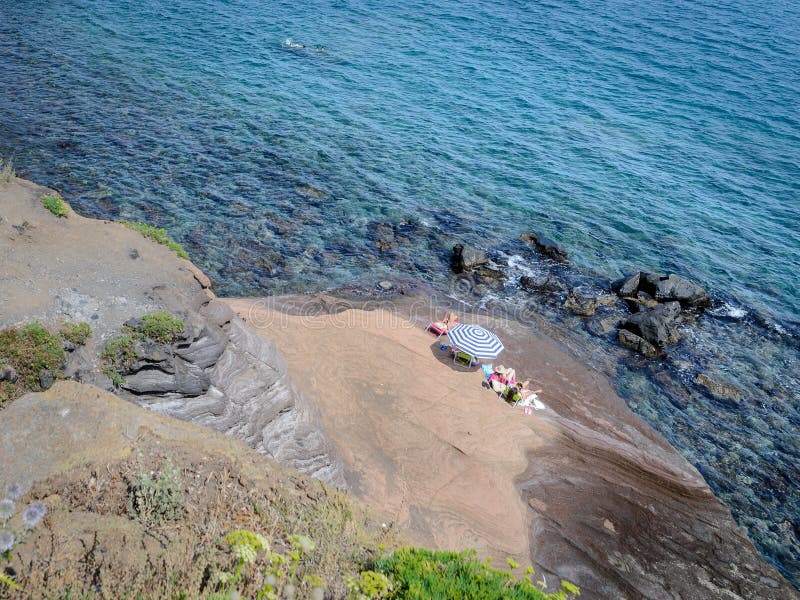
[0,177,796,599]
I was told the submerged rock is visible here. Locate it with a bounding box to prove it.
[619,301,682,347]
[694,373,743,403]
[617,329,658,357]
[564,287,617,316]
[520,273,566,294]
[451,244,488,273]
[519,232,569,263]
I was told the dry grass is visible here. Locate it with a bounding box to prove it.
[7,433,398,599]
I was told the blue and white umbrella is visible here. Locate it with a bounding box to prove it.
[447,324,504,359]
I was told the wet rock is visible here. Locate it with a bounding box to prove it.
[587,315,622,336]
[473,265,507,286]
[451,244,487,273]
[564,287,618,316]
[694,373,743,403]
[0,365,18,383]
[619,301,682,347]
[39,370,56,390]
[377,281,394,291]
[519,273,566,294]
[613,271,710,309]
[624,292,660,313]
[617,329,658,357]
[519,232,569,263]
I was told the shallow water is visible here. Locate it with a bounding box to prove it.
[1,0,798,585]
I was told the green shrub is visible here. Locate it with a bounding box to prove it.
[120,220,189,259]
[42,194,69,217]
[59,322,92,345]
[0,322,65,405]
[372,548,579,600]
[100,335,137,386]
[128,459,184,524]
[0,157,14,183]
[134,312,185,344]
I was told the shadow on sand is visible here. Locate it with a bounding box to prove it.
[428,340,482,373]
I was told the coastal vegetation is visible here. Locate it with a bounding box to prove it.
[0,157,14,183]
[0,322,65,407]
[59,322,92,346]
[120,220,189,259]
[101,312,184,386]
[41,193,69,217]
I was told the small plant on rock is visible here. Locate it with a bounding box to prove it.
[132,312,185,344]
[120,220,189,259]
[0,482,48,591]
[41,193,68,217]
[128,458,184,524]
[101,334,137,387]
[0,157,14,183]
[59,322,92,346]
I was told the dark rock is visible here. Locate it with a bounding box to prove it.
[615,271,710,309]
[451,244,487,273]
[564,287,617,317]
[62,340,76,352]
[1,365,18,383]
[39,370,56,390]
[123,317,144,330]
[473,265,507,286]
[375,238,395,254]
[129,341,174,374]
[519,232,569,263]
[620,301,682,347]
[175,326,228,369]
[519,273,566,294]
[624,292,660,313]
[122,369,178,394]
[611,273,641,296]
[650,273,711,308]
[694,373,743,403]
[617,329,658,357]
[129,249,140,260]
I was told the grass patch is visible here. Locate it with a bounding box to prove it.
[42,193,69,217]
[371,548,579,599]
[0,156,15,182]
[131,312,185,344]
[59,322,92,346]
[0,322,65,407]
[120,220,189,259]
[100,335,137,387]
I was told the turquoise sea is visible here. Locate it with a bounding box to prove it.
[1,0,798,585]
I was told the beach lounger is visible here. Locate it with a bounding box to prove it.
[427,313,457,338]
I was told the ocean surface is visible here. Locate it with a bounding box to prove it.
[1,0,798,585]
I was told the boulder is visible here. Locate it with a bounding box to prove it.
[617,329,658,357]
[39,370,56,390]
[451,244,487,273]
[0,365,18,383]
[564,287,618,317]
[519,232,569,263]
[473,265,507,286]
[613,271,710,309]
[519,273,566,294]
[619,301,682,347]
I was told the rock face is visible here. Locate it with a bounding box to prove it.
[451,243,488,273]
[619,301,682,347]
[0,178,346,488]
[519,232,569,263]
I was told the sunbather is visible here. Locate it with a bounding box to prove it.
[427,312,458,337]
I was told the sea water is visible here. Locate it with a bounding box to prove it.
[1,0,798,585]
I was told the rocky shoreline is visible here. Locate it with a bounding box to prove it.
[1,177,797,598]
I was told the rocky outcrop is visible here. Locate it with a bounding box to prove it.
[613,271,711,309]
[0,178,345,488]
[519,273,566,294]
[451,243,488,273]
[619,301,682,347]
[519,232,569,263]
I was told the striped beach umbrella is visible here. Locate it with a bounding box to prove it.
[446,324,504,359]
